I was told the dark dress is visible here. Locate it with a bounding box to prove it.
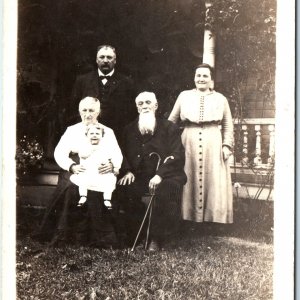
[37,168,120,248]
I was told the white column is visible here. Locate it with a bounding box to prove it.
[203,1,215,68]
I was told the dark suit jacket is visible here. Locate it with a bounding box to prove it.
[120,118,187,185]
[71,69,137,141]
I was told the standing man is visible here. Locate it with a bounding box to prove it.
[118,92,187,251]
[71,45,137,141]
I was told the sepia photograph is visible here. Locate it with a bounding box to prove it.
[1,0,295,299]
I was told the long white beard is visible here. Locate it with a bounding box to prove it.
[138,112,156,135]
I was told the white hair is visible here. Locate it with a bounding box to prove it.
[135,92,157,104]
[78,97,100,113]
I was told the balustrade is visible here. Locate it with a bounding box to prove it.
[229,118,275,168]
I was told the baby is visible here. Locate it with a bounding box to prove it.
[70,124,119,209]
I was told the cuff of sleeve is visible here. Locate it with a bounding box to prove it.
[156,170,165,179]
[113,168,119,175]
[69,163,77,173]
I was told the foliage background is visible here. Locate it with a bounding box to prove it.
[17,0,276,158]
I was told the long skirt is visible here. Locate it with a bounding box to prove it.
[181,124,233,223]
[36,170,119,248]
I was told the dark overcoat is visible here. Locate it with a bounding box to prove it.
[118,118,187,241]
[121,118,187,185]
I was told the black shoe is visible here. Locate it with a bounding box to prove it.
[148,239,160,251]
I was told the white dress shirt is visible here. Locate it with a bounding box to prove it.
[98,69,115,85]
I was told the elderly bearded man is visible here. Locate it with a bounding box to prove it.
[118,92,187,251]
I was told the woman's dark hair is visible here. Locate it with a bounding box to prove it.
[195,63,214,80]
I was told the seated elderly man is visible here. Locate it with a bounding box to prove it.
[37,97,123,248]
[118,92,187,251]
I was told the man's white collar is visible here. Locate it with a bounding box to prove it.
[98,69,115,77]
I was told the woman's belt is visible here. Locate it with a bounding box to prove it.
[183,120,220,128]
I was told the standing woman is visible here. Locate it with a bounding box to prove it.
[168,64,234,223]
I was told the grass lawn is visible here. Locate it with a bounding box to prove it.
[17,199,273,300]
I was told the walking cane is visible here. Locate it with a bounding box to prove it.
[131,152,161,251]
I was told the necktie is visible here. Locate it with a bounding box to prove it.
[99,75,109,85]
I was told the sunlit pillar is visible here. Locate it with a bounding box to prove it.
[203,0,215,68]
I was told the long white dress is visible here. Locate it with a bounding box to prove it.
[54,122,123,199]
[168,89,234,223]
[70,145,118,199]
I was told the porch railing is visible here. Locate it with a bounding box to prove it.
[229,118,275,168]
[229,118,275,201]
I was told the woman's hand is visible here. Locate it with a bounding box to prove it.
[118,172,135,185]
[222,146,232,161]
[98,161,113,174]
[149,175,162,195]
[70,164,86,174]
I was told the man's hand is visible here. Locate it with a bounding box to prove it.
[118,172,135,185]
[222,146,232,161]
[149,175,162,195]
[71,164,86,174]
[98,161,113,174]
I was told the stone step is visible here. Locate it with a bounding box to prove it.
[232,182,273,201]
[17,185,56,208]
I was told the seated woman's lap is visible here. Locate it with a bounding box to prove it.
[38,176,118,247]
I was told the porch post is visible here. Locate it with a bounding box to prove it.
[203,1,215,68]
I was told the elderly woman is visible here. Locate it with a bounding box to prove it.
[168,63,234,224]
[37,97,123,247]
